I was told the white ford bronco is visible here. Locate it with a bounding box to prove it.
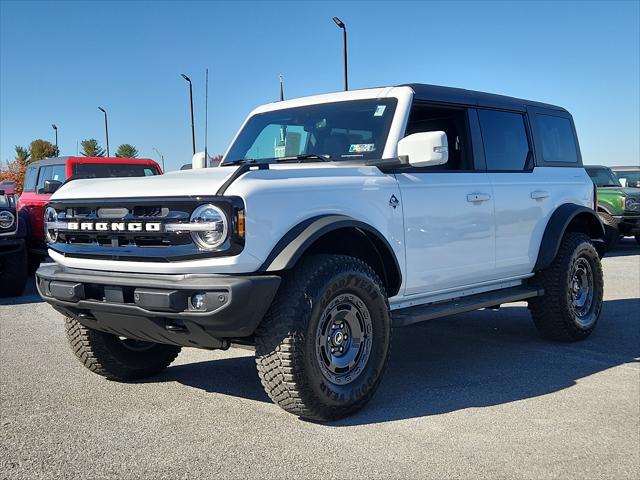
[37,84,605,421]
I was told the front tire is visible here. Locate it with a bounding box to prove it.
[0,246,28,298]
[65,318,181,380]
[255,255,391,421]
[529,233,603,341]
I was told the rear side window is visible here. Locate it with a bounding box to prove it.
[36,164,66,192]
[478,110,530,171]
[72,163,160,178]
[534,114,578,163]
[23,167,38,192]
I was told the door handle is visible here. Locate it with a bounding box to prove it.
[467,193,491,203]
[530,190,550,200]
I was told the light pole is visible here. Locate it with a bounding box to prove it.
[52,124,58,153]
[181,73,196,155]
[332,16,348,91]
[279,74,284,101]
[152,147,166,172]
[98,107,110,157]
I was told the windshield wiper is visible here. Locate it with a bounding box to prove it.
[224,158,259,166]
[276,154,333,163]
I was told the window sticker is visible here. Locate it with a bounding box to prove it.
[349,143,376,153]
[374,105,386,117]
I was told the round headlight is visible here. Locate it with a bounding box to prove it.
[189,204,228,250]
[624,197,640,211]
[0,210,15,230]
[44,207,58,243]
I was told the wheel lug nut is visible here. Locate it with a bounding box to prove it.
[331,347,335,353]
[344,334,348,340]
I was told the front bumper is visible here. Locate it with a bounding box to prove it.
[0,238,25,257]
[612,214,640,235]
[36,263,281,349]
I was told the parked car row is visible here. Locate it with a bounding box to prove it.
[585,165,640,249]
[0,156,162,296]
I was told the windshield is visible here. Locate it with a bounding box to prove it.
[223,98,398,164]
[586,167,621,187]
[72,163,160,179]
[614,170,640,186]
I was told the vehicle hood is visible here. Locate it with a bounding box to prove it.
[597,186,640,197]
[51,166,241,200]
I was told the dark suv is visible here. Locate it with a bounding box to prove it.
[0,182,27,297]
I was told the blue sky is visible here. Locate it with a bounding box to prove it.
[1,0,638,171]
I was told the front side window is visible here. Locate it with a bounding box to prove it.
[36,164,66,191]
[478,110,530,171]
[614,170,640,188]
[586,167,622,187]
[535,114,578,163]
[223,99,398,164]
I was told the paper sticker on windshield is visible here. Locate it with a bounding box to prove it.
[374,105,386,117]
[349,143,376,153]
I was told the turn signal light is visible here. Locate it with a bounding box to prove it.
[236,209,245,238]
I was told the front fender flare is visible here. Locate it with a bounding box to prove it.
[259,215,402,293]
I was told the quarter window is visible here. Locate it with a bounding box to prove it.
[535,114,578,163]
[23,167,38,192]
[478,110,530,171]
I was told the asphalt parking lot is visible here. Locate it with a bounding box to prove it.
[1,240,638,479]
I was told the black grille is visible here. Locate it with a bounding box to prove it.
[46,196,245,262]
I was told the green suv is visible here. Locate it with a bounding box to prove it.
[586,165,640,248]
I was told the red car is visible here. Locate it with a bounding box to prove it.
[18,156,162,269]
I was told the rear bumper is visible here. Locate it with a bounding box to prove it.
[36,263,281,349]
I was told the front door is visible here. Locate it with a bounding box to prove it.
[394,104,496,297]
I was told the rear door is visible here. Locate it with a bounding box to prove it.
[477,108,556,278]
[394,104,496,296]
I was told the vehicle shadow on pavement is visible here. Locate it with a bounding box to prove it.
[143,297,639,425]
[335,297,640,426]
[604,238,640,258]
[0,276,43,306]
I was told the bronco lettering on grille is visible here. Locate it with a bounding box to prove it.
[65,222,162,232]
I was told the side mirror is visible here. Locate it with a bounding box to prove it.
[192,152,206,169]
[397,131,448,167]
[39,179,62,194]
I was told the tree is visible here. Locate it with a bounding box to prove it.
[0,146,31,193]
[115,144,138,158]
[80,139,106,157]
[29,139,59,161]
[15,145,30,163]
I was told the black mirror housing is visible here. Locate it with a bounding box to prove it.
[40,179,63,194]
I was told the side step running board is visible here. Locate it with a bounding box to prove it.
[392,286,543,327]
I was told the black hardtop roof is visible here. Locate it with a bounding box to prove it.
[27,156,72,167]
[610,165,640,170]
[402,83,568,113]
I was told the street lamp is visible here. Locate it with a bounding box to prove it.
[181,73,196,155]
[152,147,166,172]
[332,16,348,91]
[98,107,110,157]
[51,124,58,153]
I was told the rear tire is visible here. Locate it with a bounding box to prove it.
[65,317,181,380]
[529,233,603,341]
[255,255,391,421]
[599,212,619,250]
[0,246,28,298]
